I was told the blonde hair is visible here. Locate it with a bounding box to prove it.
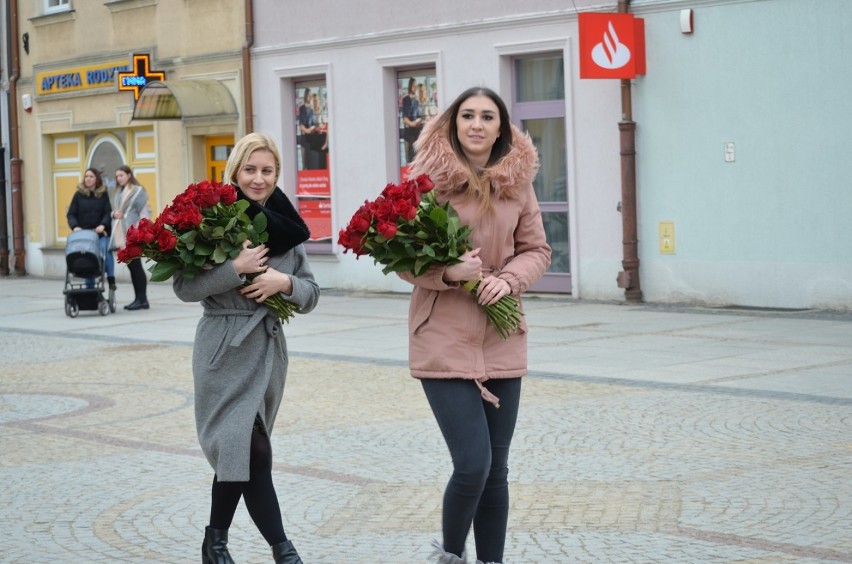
[222,132,282,186]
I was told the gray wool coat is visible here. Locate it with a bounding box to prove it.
[173,244,319,481]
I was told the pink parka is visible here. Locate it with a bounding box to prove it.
[401,118,552,403]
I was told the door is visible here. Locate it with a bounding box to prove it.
[206,135,234,182]
[512,54,571,293]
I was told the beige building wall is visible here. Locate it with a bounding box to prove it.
[15,0,247,277]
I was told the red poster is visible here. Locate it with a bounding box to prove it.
[297,169,330,196]
[298,198,332,241]
[579,13,646,79]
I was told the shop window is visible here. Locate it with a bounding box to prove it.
[397,68,438,180]
[294,80,332,246]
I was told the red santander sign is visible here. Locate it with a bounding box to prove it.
[579,13,646,79]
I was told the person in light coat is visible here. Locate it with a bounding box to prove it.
[173,133,319,564]
[403,87,551,564]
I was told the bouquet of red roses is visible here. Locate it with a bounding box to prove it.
[117,180,297,322]
[338,174,522,339]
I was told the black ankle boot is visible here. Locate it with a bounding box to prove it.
[271,539,303,564]
[202,526,234,564]
[107,276,116,291]
[125,298,149,310]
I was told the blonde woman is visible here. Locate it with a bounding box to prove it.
[173,133,319,564]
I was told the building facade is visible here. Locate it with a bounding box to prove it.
[11,0,248,278]
[5,0,850,310]
[248,0,852,309]
[250,0,620,298]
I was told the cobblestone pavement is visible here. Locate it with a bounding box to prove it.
[1,277,851,563]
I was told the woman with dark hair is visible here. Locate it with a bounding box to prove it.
[403,87,551,564]
[67,167,114,289]
[173,132,319,564]
[111,164,150,310]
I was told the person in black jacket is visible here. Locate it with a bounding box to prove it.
[67,167,115,290]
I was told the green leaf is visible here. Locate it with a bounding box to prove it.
[212,246,228,263]
[194,241,214,256]
[149,260,181,282]
[253,212,268,234]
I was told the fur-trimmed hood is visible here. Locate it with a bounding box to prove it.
[408,117,540,200]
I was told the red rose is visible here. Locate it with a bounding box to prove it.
[136,218,158,244]
[402,204,418,221]
[157,229,178,252]
[415,174,434,193]
[219,183,238,205]
[174,204,203,229]
[158,206,179,227]
[117,243,143,263]
[377,220,398,239]
[194,181,221,208]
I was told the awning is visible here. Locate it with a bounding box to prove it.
[132,80,238,120]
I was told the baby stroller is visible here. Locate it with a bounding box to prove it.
[63,229,117,317]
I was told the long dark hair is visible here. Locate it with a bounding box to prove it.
[440,86,513,169]
[116,164,140,188]
[426,86,514,211]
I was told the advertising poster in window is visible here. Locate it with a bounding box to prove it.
[398,69,438,180]
[295,82,331,241]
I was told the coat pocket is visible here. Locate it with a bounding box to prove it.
[411,290,438,335]
[205,317,237,369]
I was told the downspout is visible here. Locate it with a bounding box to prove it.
[616,0,642,301]
[242,0,254,134]
[8,0,25,275]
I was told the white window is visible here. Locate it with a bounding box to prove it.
[45,0,70,14]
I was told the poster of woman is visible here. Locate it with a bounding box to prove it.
[295,82,332,241]
[398,70,438,179]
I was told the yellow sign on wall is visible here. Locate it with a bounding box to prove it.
[37,60,131,96]
[659,221,676,254]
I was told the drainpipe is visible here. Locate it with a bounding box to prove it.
[242,0,254,134]
[0,146,7,275]
[8,0,25,275]
[615,0,642,301]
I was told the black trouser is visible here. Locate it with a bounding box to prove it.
[127,258,147,301]
[421,377,522,563]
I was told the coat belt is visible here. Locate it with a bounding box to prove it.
[203,307,279,346]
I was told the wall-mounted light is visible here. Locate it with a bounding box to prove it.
[22,94,33,113]
[22,32,29,54]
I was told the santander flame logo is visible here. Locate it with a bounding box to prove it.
[591,21,632,69]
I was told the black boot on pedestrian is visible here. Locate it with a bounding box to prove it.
[201,526,235,564]
[124,298,149,310]
[271,539,303,564]
[107,276,117,291]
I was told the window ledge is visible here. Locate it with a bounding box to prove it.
[30,10,76,27]
[104,0,158,13]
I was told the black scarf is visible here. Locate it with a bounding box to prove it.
[236,186,310,257]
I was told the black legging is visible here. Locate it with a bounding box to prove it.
[127,257,147,301]
[421,377,522,563]
[208,422,287,546]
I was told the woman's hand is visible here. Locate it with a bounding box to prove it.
[443,248,482,283]
[95,225,105,235]
[240,269,293,302]
[232,241,269,275]
[73,227,82,232]
[113,210,124,220]
[477,275,512,306]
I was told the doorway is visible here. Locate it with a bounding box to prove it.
[206,135,234,182]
